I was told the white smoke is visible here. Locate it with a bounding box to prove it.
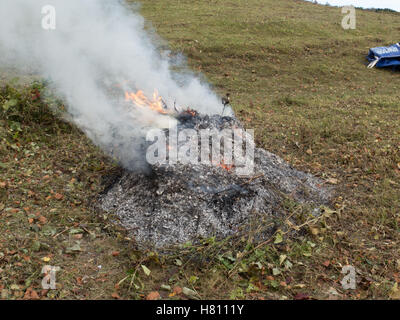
[0,0,228,170]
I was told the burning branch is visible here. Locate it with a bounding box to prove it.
[125,89,169,114]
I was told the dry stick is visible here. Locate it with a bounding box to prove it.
[221,105,226,116]
[79,224,93,235]
[53,226,72,239]
[241,173,264,186]
[213,173,264,195]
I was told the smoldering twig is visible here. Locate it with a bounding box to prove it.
[212,173,264,195]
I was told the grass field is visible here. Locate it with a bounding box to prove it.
[0,0,399,300]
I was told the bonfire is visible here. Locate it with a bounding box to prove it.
[97,89,331,249]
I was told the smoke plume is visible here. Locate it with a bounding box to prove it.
[0,0,227,170]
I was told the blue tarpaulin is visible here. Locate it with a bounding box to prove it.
[367,43,400,68]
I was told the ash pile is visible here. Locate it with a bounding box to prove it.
[98,111,331,249]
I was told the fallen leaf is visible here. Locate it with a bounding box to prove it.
[182,287,200,300]
[160,284,171,291]
[54,193,63,200]
[174,259,182,266]
[38,216,47,224]
[1,289,8,299]
[309,226,319,236]
[23,290,31,300]
[322,260,330,267]
[173,286,182,295]
[141,265,151,276]
[390,282,400,300]
[274,232,283,244]
[285,260,293,269]
[272,267,281,275]
[294,293,310,300]
[111,292,121,299]
[30,289,40,300]
[146,291,160,300]
[10,284,20,290]
[66,242,82,253]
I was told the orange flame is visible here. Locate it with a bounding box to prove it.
[218,163,234,171]
[213,159,234,171]
[125,89,168,114]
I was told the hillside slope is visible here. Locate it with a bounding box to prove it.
[0,0,399,299]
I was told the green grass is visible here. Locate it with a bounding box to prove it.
[1,0,400,299]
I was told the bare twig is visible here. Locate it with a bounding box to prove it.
[53,226,71,239]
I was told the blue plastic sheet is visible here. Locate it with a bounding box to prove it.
[367,43,400,68]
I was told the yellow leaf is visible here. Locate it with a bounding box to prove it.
[390,282,400,300]
[274,231,283,244]
[309,226,319,236]
[141,264,151,276]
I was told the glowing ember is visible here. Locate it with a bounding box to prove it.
[212,159,234,171]
[217,162,234,171]
[185,109,197,117]
[125,89,168,114]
